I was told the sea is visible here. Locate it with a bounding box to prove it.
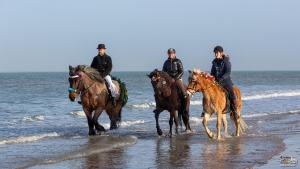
[0,71,300,169]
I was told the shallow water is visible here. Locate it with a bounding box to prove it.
[0,71,300,168]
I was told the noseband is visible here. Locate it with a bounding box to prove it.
[68,74,95,95]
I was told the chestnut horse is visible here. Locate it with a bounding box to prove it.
[68,65,128,135]
[148,69,191,137]
[187,69,247,140]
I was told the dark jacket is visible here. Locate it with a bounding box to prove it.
[211,56,233,85]
[163,58,184,79]
[91,54,112,77]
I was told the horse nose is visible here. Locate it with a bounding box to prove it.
[69,93,77,102]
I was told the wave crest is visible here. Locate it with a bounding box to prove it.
[0,132,59,145]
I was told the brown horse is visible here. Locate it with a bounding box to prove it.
[68,65,127,135]
[187,69,247,140]
[148,69,191,137]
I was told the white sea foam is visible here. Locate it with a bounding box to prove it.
[119,120,145,127]
[129,90,300,110]
[0,132,60,145]
[101,120,146,129]
[243,90,300,100]
[130,102,156,109]
[69,111,86,117]
[189,109,300,124]
[22,115,45,122]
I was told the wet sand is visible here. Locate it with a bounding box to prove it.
[23,112,299,169]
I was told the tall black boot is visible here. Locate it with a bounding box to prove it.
[230,98,237,115]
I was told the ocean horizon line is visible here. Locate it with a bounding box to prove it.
[1,70,300,74]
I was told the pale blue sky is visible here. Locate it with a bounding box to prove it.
[0,0,299,72]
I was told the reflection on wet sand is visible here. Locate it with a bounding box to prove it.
[155,135,192,169]
[201,138,244,169]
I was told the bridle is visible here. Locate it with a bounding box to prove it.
[68,74,96,96]
[187,74,220,95]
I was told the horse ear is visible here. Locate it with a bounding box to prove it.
[69,65,73,71]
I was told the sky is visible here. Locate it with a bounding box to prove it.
[0,0,300,72]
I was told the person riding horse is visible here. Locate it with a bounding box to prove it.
[203,45,237,117]
[91,44,118,106]
[162,48,187,98]
[152,48,187,114]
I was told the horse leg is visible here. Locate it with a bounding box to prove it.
[173,111,179,135]
[202,112,214,139]
[108,112,118,130]
[222,114,228,137]
[235,112,241,136]
[168,111,175,137]
[83,108,95,136]
[184,95,192,131]
[93,108,106,133]
[216,111,222,140]
[155,111,163,136]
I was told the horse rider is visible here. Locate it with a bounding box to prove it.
[91,43,118,106]
[163,48,188,99]
[207,45,237,117]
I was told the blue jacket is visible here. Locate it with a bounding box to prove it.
[211,56,233,85]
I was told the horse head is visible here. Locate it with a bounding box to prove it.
[147,69,174,97]
[187,69,215,95]
[68,65,85,101]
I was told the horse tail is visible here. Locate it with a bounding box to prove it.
[116,78,128,122]
[231,86,248,134]
[113,77,128,107]
[230,114,248,134]
[239,117,248,133]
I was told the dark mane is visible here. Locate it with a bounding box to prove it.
[75,65,105,83]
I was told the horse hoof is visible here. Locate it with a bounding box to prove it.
[157,129,163,136]
[166,133,173,138]
[89,130,96,136]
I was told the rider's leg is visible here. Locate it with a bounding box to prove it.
[104,75,118,106]
[223,84,237,114]
[175,79,188,113]
[175,79,187,98]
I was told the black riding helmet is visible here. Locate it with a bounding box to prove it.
[167,48,176,54]
[213,46,224,53]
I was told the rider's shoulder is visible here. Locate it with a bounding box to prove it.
[174,58,182,63]
[105,54,112,60]
[223,56,231,62]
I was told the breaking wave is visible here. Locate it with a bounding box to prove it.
[243,90,300,100]
[22,115,45,122]
[189,109,300,124]
[128,90,300,109]
[0,132,60,145]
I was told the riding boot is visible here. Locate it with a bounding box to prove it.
[111,97,116,107]
[230,98,237,116]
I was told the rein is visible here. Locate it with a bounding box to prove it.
[188,75,225,95]
[68,75,96,96]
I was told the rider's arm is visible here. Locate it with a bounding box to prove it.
[221,58,231,81]
[211,64,216,77]
[162,61,167,72]
[103,56,112,77]
[91,57,97,69]
[175,59,184,79]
